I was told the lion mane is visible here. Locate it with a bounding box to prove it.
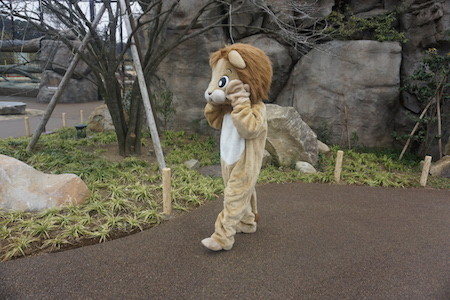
[209,43,273,103]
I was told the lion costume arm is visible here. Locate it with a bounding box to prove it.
[225,80,266,140]
[231,101,266,140]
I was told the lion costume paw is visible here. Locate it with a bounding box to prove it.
[201,237,223,251]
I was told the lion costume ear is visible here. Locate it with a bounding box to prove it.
[228,50,246,69]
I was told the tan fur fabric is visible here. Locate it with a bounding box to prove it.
[203,43,272,250]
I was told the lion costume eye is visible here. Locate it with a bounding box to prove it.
[218,76,229,88]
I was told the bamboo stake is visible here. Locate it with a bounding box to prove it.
[26,4,106,152]
[62,112,66,127]
[334,150,344,183]
[436,86,443,159]
[420,156,432,187]
[344,104,351,149]
[80,109,84,123]
[24,117,30,137]
[399,76,447,160]
[119,0,166,170]
[399,98,434,160]
[162,168,172,215]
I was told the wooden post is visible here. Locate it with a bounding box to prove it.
[24,117,30,137]
[26,4,106,152]
[334,150,344,183]
[62,112,67,127]
[80,110,84,123]
[119,0,166,170]
[420,156,432,187]
[162,168,172,215]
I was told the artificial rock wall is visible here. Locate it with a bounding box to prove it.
[36,37,97,104]
[148,0,449,157]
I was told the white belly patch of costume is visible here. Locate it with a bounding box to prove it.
[221,113,245,165]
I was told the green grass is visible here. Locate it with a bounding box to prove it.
[0,129,448,261]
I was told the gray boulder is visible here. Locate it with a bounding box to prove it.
[184,159,200,170]
[395,0,450,158]
[0,102,26,115]
[162,0,223,29]
[228,0,265,40]
[317,140,330,154]
[264,0,334,28]
[88,104,114,132]
[39,40,90,78]
[348,0,397,16]
[430,156,450,178]
[0,155,90,212]
[295,161,317,174]
[37,39,97,103]
[37,70,98,103]
[400,0,449,82]
[155,27,226,129]
[266,104,318,167]
[446,138,450,156]
[277,40,402,148]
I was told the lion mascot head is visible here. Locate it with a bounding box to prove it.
[204,43,273,105]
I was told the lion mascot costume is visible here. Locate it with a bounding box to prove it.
[201,43,272,251]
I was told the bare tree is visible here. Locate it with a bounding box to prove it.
[0,0,329,156]
[250,0,331,54]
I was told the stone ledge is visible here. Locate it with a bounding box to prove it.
[0,101,26,115]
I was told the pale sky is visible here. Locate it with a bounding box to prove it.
[3,0,142,41]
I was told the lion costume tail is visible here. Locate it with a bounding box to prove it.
[251,195,260,223]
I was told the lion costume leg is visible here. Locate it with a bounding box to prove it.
[236,188,258,233]
[207,160,258,250]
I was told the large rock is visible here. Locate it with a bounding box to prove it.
[265,0,334,28]
[39,40,91,78]
[277,40,402,148]
[37,39,96,103]
[155,27,226,130]
[37,70,98,103]
[0,155,90,212]
[400,0,449,84]
[163,0,223,29]
[88,104,114,132]
[445,138,450,156]
[266,104,318,167]
[0,102,26,115]
[295,161,317,174]
[239,34,293,101]
[348,0,397,15]
[228,0,265,40]
[430,156,450,178]
[395,0,450,157]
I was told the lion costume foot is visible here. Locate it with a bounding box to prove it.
[201,237,223,251]
[236,224,257,234]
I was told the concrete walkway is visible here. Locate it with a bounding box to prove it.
[0,96,102,139]
[1,183,449,300]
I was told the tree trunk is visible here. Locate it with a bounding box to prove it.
[103,73,128,156]
[125,82,142,156]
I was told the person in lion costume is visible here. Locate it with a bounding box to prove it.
[201,43,272,251]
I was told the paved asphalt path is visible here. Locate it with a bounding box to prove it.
[0,96,102,139]
[0,182,449,300]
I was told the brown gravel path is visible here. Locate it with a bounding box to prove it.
[0,182,449,300]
